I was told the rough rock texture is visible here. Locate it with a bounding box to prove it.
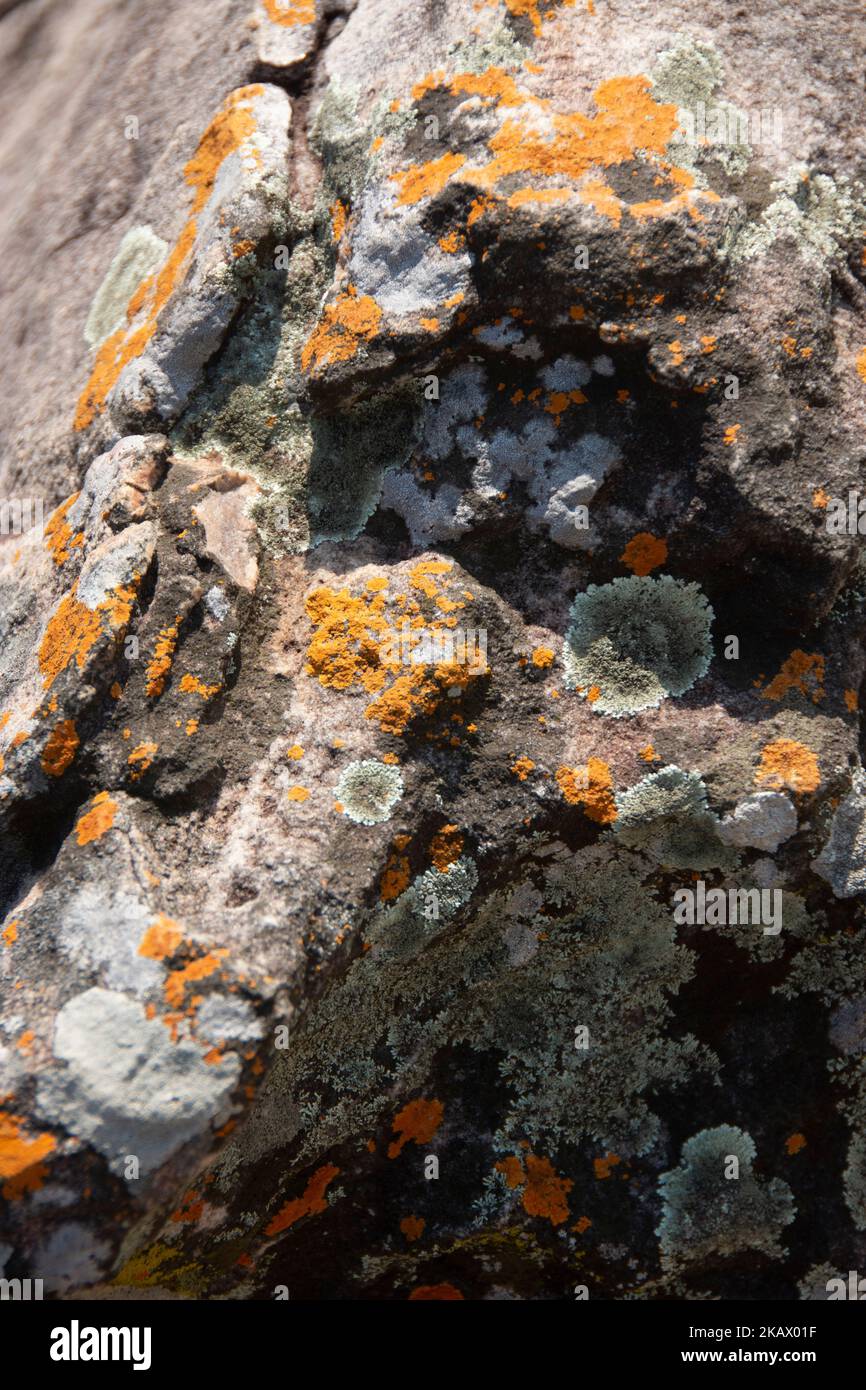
[1,0,865,1301]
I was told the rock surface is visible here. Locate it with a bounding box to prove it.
[1,0,865,1301]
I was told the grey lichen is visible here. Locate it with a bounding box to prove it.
[562,576,714,716]
[812,770,866,898]
[726,167,866,266]
[657,1125,796,1268]
[335,759,405,825]
[612,766,734,870]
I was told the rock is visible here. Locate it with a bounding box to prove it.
[1,0,866,1307]
[813,772,866,898]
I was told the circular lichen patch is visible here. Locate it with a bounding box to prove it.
[562,575,714,716]
[336,759,405,825]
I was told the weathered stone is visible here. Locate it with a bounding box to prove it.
[1,0,865,1308]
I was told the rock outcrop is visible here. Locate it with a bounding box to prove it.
[1,0,865,1301]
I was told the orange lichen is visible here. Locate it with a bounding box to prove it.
[812,487,829,509]
[555,759,617,824]
[510,755,535,782]
[128,741,158,780]
[409,1283,464,1300]
[170,1190,205,1224]
[594,1151,621,1179]
[74,88,263,430]
[264,0,315,24]
[287,786,310,802]
[164,952,226,1008]
[146,620,182,698]
[857,347,866,383]
[503,0,576,36]
[265,1163,340,1235]
[496,1152,573,1225]
[0,1110,55,1199]
[40,720,80,777]
[76,791,118,845]
[304,588,389,688]
[723,424,741,445]
[755,739,820,795]
[464,73,678,185]
[287,743,304,760]
[639,744,656,762]
[429,823,463,871]
[380,834,412,901]
[305,572,484,736]
[531,646,555,668]
[330,198,347,243]
[178,673,221,699]
[786,1133,807,1155]
[760,650,825,705]
[392,151,467,207]
[438,230,464,253]
[38,586,106,691]
[620,531,667,576]
[844,689,858,713]
[301,286,383,371]
[138,915,184,961]
[2,921,19,948]
[400,1215,425,1242]
[43,494,82,566]
[388,1098,444,1158]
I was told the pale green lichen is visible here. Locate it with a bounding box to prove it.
[368,856,479,961]
[652,35,751,177]
[562,576,714,717]
[612,766,735,870]
[657,1125,796,1268]
[84,226,168,348]
[216,843,714,1189]
[336,760,405,825]
[726,167,866,265]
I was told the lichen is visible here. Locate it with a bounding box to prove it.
[562,576,714,716]
[657,1126,796,1268]
[335,760,405,825]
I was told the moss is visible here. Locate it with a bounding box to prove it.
[562,576,714,717]
[335,760,405,825]
[657,1125,796,1268]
